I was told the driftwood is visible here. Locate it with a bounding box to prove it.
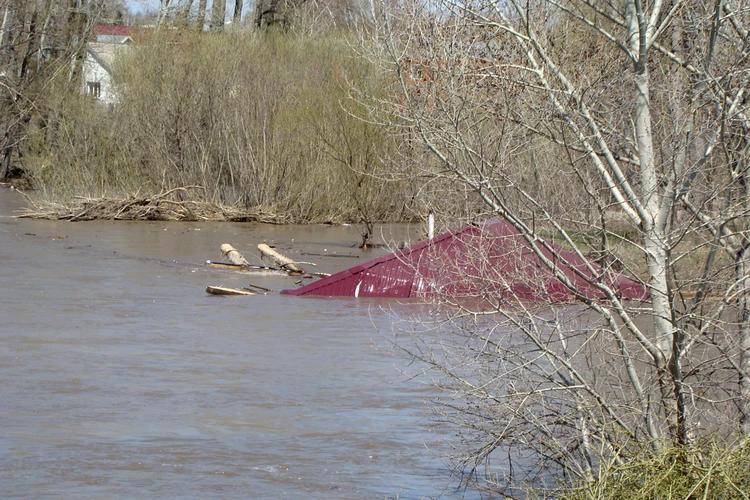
[209,243,324,278]
[221,244,251,266]
[17,186,290,223]
[258,244,305,275]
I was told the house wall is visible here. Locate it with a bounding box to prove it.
[82,53,116,105]
[82,43,130,106]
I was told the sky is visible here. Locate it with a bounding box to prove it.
[126,1,240,17]
[126,0,160,14]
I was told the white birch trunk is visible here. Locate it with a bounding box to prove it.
[629,0,674,362]
[0,3,13,51]
[157,0,174,29]
[38,0,53,64]
[739,248,750,438]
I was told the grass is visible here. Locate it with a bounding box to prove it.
[558,441,750,500]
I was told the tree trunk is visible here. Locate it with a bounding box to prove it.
[738,246,750,438]
[635,70,673,361]
[19,3,39,81]
[0,4,13,54]
[157,0,174,29]
[0,146,11,181]
[233,0,243,24]
[195,0,207,30]
[38,0,54,64]
[210,0,225,31]
[1,1,19,68]
[176,0,193,28]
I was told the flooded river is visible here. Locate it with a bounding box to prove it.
[0,190,467,499]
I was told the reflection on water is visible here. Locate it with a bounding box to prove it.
[0,190,470,499]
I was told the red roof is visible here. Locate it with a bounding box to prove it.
[95,24,133,37]
[281,219,650,302]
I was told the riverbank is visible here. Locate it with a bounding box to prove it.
[9,184,423,227]
[5,31,439,229]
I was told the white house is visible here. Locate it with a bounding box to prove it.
[82,25,133,105]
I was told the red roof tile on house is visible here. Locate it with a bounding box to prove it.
[95,24,133,37]
[281,218,650,302]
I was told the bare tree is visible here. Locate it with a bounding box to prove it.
[195,0,207,30]
[1,0,98,181]
[366,0,750,493]
[210,0,225,30]
[253,0,306,28]
[156,0,174,28]
[175,0,193,28]
[233,0,242,24]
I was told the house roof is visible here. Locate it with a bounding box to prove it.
[95,24,133,37]
[86,42,130,75]
[281,218,650,302]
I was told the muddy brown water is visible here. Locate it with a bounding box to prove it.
[0,190,473,499]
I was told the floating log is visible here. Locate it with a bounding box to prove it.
[220,244,251,266]
[258,244,305,275]
[206,286,257,296]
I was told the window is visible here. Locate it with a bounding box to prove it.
[87,81,101,98]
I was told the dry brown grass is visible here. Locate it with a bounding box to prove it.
[557,441,750,500]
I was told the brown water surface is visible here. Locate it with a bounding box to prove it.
[0,190,465,499]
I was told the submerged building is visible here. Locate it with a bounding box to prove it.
[281,219,649,302]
